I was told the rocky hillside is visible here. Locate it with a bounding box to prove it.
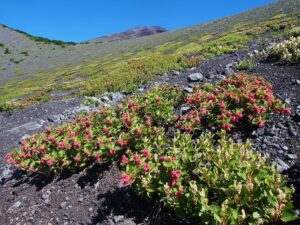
[0,0,299,109]
[0,0,300,224]
[88,26,167,43]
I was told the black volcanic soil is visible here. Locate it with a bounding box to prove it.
[0,45,299,225]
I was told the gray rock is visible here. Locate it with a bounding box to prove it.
[256,128,265,136]
[101,96,111,102]
[114,215,125,223]
[60,201,68,209]
[42,189,51,201]
[172,71,180,76]
[117,219,136,225]
[288,124,297,137]
[0,166,12,180]
[224,63,235,75]
[183,87,193,93]
[275,159,290,172]
[75,106,91,113]
[284,98,291,105]
[187,73,203,82]
[287,154,298,160]
[281,145,289,151]
[11,201,21,209]
[9,122,43,134]
[180,106,191,115]
[111,92,125,104]
[216,75,226,80]
[21,134,31,140]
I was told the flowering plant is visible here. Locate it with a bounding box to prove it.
[121,131,296,224]
[177,73,290,132]
[6,74,296,224]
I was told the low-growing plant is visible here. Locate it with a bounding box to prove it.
[235,57,255,71]
[6,75,296,224]
[176,73,290,132]
[260,36,300,63]
[121,131,297,224]
[284,26,300,38]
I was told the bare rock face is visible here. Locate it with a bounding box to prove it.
[88,26,167,43]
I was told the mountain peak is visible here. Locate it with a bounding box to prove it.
[88,26,167,43]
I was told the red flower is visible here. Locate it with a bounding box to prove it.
[120,174,133,186]
[106,119,113,126]
[175,189,184,197]
[94,152,101,160]
[108,148,116,155]
[143,163,150,172]
[160,156,168,161]
[141,149,151,159]
[46,159,55,166]
[184,125,192,132]
[221,123,232,132]
[134,128,142,136]
[73,141,81,148]
[236,112,243,119]
[97,140,103,146]
[117,139,128,147]
[281,108,292,116]
[74,156,81,163]
[84,151,90,157]
[171,170,181,179]
[69,132,76,137]
[256,120,265,127]
[121,155,130,164]
[134,154,142,165]
[102,128,110,135]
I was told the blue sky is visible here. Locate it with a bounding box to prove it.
[0,0,275,42]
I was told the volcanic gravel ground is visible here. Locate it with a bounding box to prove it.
[0,46,299,224]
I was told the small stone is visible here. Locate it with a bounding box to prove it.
[112,92,125,104]
[281,145,289,151]
[172,71,180,76]
[101,96,110,102]
[275,159,290,172]
[183,87,193,93]
[114,215,125,223]
[296,80,300,85]
[180,106,190,115]
[11,201,21,209]
[60,202,68,209]
[187,73,203,82]
[287,154,298,160]
[88,207,93,212]
[118,219,136,225]
[224,63,235,75]
[256,128,265,136]
[284,98,291,105]
[288,124,297,137]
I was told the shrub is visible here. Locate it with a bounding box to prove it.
[285,26,300,38]
[176,73,290,132]
[4,48,10,54]
[121,131,296,224]
[6,75,296,224]
[235,57,254,71]
[260,37,300,63]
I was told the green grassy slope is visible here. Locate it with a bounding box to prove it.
[0,0,299,109]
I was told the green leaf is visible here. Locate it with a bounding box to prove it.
[281,209,298,222]
[252,212,260,219]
